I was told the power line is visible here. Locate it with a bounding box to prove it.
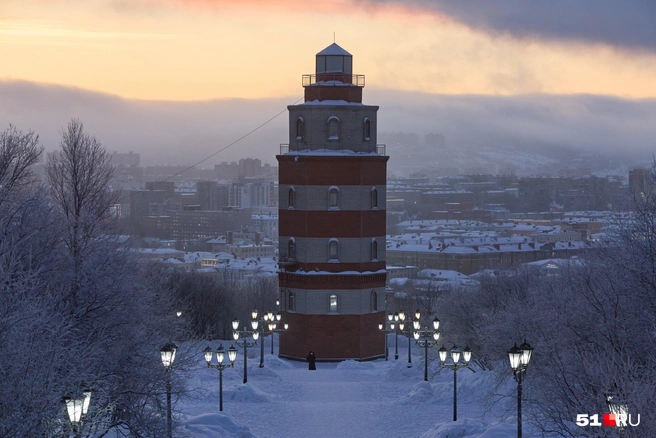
[149,96,303,187]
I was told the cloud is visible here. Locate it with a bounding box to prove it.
[1,80,655,170]
[358,0,656,53]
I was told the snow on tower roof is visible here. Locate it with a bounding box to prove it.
[317,43,351,56]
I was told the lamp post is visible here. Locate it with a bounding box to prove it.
[63,390,91,438]
[259,310,288,367]
[204,344,238,412]
[232,310,259,384]
[160,343,177,438]
[605,391,628,435]
[412,312,440,381]
[397,310,414,368]
[393,312,400,359]
[439,345,473,421]
[508,340,533,438]
[377,312,395,361]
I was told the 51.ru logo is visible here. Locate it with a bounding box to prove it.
[576,413,641,427]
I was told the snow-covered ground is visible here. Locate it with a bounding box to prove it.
[177,336,532,438]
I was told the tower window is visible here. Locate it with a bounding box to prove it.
[371,187,378,209]
[329,293,338,313]
[296,117,305,141]
[288,238,296,260]
[288,187,295,209]
[371,238,378,261]
[363,117,371,141]
[328,238,339,261]
[327,116,340,141]
[288,291,295,311]
[370,291,378,312]
[328,186,339,209]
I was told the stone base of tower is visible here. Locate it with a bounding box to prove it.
[279,312,386,361]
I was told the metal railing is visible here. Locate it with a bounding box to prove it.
[279,143,386,156]
[302,74,365,87]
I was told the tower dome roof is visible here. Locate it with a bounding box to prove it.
[316,43,352,56]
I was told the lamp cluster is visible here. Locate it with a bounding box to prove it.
[204,344,238,368]
[412,310,441,382]
[439,344,474,422]
[260,309,289,366]
[438,345,472,368]
[232,310,260,384]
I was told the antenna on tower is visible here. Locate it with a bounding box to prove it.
[333,31,335,43]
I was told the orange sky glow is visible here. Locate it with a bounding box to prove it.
[1,0,656,101]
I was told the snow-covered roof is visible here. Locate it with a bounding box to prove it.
[316,43,351,56]
[301,100,364,106]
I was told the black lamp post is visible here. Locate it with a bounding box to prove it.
[508,340,533,438]
[439,345,473,421]
[160,343,177,438]
[412,314,440,381]
[391,313,399,360]
[63,390,91,438]
[397,310,414,368]
[378,312,395,361]
[204,344,238,412]
[232,310,259,384]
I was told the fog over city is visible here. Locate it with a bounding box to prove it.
[2,80,655,170]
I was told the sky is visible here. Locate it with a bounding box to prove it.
[158,339,523,438]
[2,0,656,101]
[1,1,656,167]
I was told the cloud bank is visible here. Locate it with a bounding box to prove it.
[1,81,654,168]
[360,0,656,52]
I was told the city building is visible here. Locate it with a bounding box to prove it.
[277,43,387,361]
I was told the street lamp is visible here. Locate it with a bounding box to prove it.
[397,310,414,368]
[232,311,259,384]
[378,312,395,361]
[204,344,238,412]
[160,343,177,438]
[508,340,533,438]
[259,310,288,367]
[605,391,628,435]
[439,345,474,421]
[63,390,91,437]
[413,311,440,381]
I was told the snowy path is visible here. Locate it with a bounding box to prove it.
[180,341,520,438]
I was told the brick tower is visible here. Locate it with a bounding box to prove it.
[277,43,388,361]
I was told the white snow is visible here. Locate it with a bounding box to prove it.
[174,339,532,438]
[301,100,364,106]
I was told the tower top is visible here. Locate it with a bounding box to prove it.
[316,43,353,74]
[303,43,364,102]
[316,43,351,57]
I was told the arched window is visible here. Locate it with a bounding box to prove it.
[328,238,339,261]
[371,238,378,261]
[370,291,378,311]
[296,117,305,141]
[329,293,338,313]
[288,187,295,209]
[363,117,371,141]
[327,116,340,141]
[371,187,378,209]
[328,186,339,209]
[288,238,296,260]
[288,291,295,311]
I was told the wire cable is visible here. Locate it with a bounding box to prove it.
[149,96,303,188]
